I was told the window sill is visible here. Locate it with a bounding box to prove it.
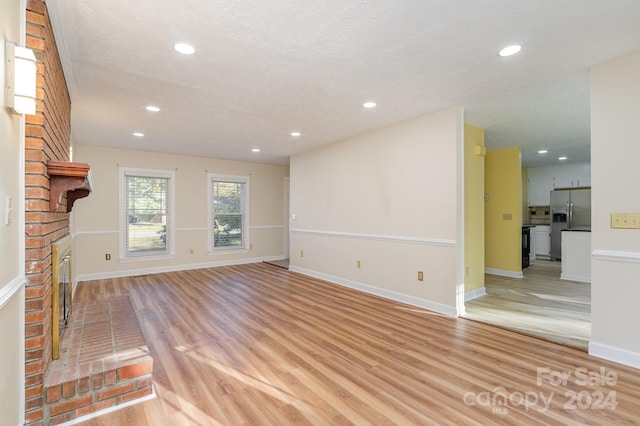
[208,248,249,256]
[119,253,175,263]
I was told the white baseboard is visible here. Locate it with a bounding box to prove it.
[485,268,523,279]
[289,266,457,317]
[74,256,285,287]
[560,272,591,283]
[464,287,486,302]
[589,341,640,370]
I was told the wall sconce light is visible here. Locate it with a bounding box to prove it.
[5,41,37,115]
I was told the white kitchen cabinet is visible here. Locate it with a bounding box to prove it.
[530,231,536,263]
[552,163,591,189]
[553,175,590,189]
[534,225,551,258]
[528,169,554,206]
[527,163,591,205]
[561,230,591,283]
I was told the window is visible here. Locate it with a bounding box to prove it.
[120,168,175,259]
[208,174,249,251]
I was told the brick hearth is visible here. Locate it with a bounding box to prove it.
[43,296,153,424]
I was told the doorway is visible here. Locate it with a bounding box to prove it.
[464,260,591,350]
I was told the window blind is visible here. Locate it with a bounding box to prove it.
[124,174,171,256]
[211,178,248,249]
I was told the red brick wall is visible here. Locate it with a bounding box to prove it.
[24,1,72,424]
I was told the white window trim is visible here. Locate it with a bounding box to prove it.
[119,167,176,260]
[207,173,250,254]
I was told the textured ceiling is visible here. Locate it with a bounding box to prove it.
[47,0,640,167]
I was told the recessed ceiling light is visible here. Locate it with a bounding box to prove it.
[558,156,568,161]
[252,148,261,153]
[290,131,301,137]
[538,150,548,154]
[133,132,144,137]
[146,105,160,112]
[174,43,195,55]
[498,44,522,57]
[363,102,377,108]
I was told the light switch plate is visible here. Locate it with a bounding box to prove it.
[611,213,640,229]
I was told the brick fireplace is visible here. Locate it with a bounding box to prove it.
[23,3,153,423]
[24,1,73,423]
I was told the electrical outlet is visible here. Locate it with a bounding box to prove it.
[357,260,361,268]
[300,250,304,258]
[189,248,194,254]
[418,271,424,281]
[292,213,297,221]
[105,253,111,261]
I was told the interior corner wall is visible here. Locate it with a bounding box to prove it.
[289,108,462,316]
[72,145,289,281]
[589,50,640,368]
[0,1,27,424]
[484,147,522,275]
[464,124,485,295]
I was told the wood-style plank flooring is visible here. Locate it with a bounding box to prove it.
[465,260,590,351]
[74,263,639,425]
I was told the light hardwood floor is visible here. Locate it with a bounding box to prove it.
[75,263,639,425]
[464,260,591,350]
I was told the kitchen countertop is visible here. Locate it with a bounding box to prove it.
[562,227,591,232]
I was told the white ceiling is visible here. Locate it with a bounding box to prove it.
[47,0,640,167]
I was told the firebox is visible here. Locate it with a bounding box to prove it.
[52,235,72,359]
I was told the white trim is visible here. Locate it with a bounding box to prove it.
[589,341,640,370]
[74,256,284,284]
[464,287,486,302]
[71,225,284,238]
[45,0,77,100]
[0,276,26,310]
[484,268,523,279]
[119,167,176,260]
[592,249,640,263]
[290,228,455,247]
[560,272,591,283]
[118,254,176,263]
[72,230,118,236]
[60,385,157,426]
[208,173,250,252]
[455,107,465,317]
[250,225,284,230]
[283,177,290,259]
[289,266,457,317]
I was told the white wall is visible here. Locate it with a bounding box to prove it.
[590,50,640,368]
[0,0,26,423]
[289,108,463,315]
[72,145,289,282]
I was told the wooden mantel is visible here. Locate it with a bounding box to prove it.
[47,161,93,212]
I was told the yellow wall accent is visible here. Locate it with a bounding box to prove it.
[464,124,485,293]
[521,167,529,222]
[485,147,522,273]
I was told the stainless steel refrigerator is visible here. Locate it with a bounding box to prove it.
[550,188,591,259]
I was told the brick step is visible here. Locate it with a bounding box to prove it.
[44,296,153,425]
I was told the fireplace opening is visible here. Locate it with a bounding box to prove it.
[52,235,72,359]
